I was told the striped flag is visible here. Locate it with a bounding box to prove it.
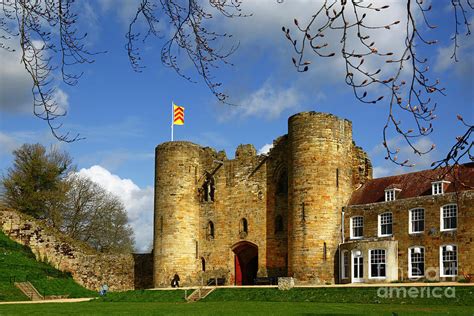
[173,103,184,125]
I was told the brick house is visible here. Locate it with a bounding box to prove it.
[339,164,474,283]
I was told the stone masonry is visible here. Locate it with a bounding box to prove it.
[153,112,373,287]
[0,208,135,291]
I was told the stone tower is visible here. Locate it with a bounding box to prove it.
[152,112,372,287]
[153,142,201,287]
[287,112,355,283]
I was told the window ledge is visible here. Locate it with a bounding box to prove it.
[409,232,424,235]
[378,234,393,238]
[440,228,457,232]
[368,276,387,280]
[350,236,363,240]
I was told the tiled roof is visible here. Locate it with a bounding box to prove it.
[348,163,474,205]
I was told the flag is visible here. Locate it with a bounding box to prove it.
[173,104,184,125]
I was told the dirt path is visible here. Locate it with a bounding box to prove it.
[0,298,95,305]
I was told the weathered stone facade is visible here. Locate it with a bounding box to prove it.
[0,208,135,291]
[153,112,373,286]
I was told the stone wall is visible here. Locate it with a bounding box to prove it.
[0,208,135,291]
[153,111,372,286]
[343,190,474,282]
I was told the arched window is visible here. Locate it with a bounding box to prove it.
[240,218,248,234]
[201,257,206,272]
[275,214,283,233]
[277,169,288,195]
[341,250,349,279]
[207,221,215,239]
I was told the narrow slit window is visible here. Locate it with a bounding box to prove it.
[207,221,215,239]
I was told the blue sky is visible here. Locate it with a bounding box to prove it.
[0,1,472,251]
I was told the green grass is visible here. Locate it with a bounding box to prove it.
[0,287,473,315]
[1,301,473,315]
[95,289,189,302]
[204,287,474,306]
[0,231,96,301]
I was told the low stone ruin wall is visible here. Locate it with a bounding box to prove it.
[0,208,135,292]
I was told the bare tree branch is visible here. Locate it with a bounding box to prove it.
[281,0,473,171]
[126,0,248,104]
[1,0,104,142]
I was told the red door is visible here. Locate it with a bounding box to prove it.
[235,255,242,285]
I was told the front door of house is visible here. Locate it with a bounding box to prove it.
[352,251,364,283]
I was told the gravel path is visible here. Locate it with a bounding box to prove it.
[0,298,95,305]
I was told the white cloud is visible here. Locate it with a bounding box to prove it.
[434,17,474,79]
[76,165,153,253]
[221,83,303,121]
[0,38,71,118]
[211,0,414,119]
[97,0,142,27]
[0,47,32,113]
[52,89,69,115]
[258,143,273,155]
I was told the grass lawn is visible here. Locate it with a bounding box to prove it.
[0,231,96,301]
[1,301,474,315]
[203,287,474,306]
[1,286,473,315]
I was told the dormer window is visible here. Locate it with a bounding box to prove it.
[384,188,401,202]
[432,181,450,195]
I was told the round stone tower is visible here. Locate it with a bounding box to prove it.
[153,141,201,287]
[287,112,353,283]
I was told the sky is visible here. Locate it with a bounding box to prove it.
[0,0,473,252]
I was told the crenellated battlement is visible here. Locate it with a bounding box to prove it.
[153,112,372,287]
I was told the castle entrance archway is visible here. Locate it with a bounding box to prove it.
[232,241,258,285]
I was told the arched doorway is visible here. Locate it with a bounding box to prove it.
[232,241,258,285]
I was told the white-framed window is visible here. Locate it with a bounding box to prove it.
[440,204,457,231]
[432,181,450,195]
[350,216,363,239]
[440,245,457,277]
[369,249,386,278]
[409,208,424,234]
[408,246,425,278]
[385,189,394,201]
[384,188,401,202]
[378,212,393,237]
[341,250,349,279]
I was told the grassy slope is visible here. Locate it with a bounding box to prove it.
[0,231,96,301]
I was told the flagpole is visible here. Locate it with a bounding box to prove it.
[171,101,174,141]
